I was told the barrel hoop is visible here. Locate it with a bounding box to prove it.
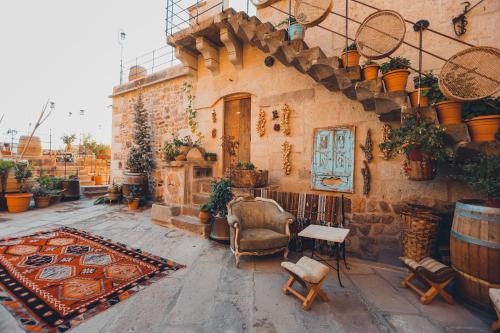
[456,201,500,215]
[451,230,500,249]
[455,208,500,223]
[452,266,500,288]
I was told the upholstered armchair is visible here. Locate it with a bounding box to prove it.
[227,197,295,267]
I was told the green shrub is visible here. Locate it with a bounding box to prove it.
[380,57,411,75]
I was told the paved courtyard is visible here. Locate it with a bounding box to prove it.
[0,199,493,333]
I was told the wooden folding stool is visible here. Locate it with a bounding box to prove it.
[490,289,500,332]
[400,257,455,305]
[281,256,330,310]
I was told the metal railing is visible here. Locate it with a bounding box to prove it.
[120,45,180,83]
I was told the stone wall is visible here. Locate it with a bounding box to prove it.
[111,1,499,262]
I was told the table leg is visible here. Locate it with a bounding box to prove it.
[342,241,349,270]
[336,243,344,288]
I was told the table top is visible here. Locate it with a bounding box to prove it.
[298,225,349,243]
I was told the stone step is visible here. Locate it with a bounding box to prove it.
[151,204,181,222]
[153,215,210,239]
[192,193,210,204]
[81,185,109,197]
[182,204,201,217]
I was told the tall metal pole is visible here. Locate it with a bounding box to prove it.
[49,128,52,154]
[118,30,126,84]
[345,0,349,64]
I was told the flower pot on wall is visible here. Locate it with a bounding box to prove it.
[231,170,269,188]
[406,150,436,181]
[5,193,33,213]
[408,88,431,108]
[34,196,50,208]
[288,24,305,41]
[363,64,379,80]
[435,100,463,125]
[341,51,361,68]
[465,115,500,142]
[382,69,410,92]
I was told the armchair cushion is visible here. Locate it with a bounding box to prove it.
[239,228,289,251]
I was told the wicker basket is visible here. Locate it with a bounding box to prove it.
[401,206,441,262]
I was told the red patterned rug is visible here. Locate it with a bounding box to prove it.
[0,227,184,332]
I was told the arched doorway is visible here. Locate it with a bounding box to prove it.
[223,94,251,172]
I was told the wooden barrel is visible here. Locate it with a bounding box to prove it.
[122,171,146,196]
[451,200,500,310]
[17,136,42,156]
[128,66,147,81]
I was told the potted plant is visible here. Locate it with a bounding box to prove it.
[199,203,212,224]
[31,183,50,208]
[379,116,451,181]
[48,177,64,205]
[204,152,217,162]
[61,134,76,152]
[363,60,379,81]
[0,159,15,210]
[5,162,33,213]
[276,16,305,41]
[163,140,181,161]
[463,97,500,142]
[208,178,234,241]
[380,57,411,92]
[409,71,437,109]
[451,154,500,207]
[423,80,463,125]
[107,183,122,201]
[231,162,269,188]
[341,42,360,68]
[124,185,142,210]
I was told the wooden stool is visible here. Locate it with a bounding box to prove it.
[281,256,329,310]
[400,257,455,305]
[490,289,500,332]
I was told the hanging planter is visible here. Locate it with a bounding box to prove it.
[379,116,450,181]
[380,57,411,92]
[422,80,463,125]
[276,17,305,41]
[463,98,500,142]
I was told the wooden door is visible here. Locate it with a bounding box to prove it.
[223,96,251,172]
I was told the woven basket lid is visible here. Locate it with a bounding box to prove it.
[355,10,406,60]
[251,0,279,9]
[294,0,332,28]
[439,46,500,101]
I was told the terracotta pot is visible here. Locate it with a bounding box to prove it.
[34,196,51,208]
[466,115,500,142]
[1,151,11,156]
[175,154,187,161]
[94,175,107,185]
[382,69,410,92]
[231,169,269,188]
[178,146,191,155]
[5,193,33,213]
[199,211,211,224]
[408,88,431,108]
[435,100,463,125]
[341,50,360,68]
[363,64,379,81]
[128,198,140,210]
[210,216,230,241]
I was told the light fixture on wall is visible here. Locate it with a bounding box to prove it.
[265,56,275,67]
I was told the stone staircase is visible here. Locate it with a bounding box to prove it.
[168,8,496,156]
[168,8,408,122]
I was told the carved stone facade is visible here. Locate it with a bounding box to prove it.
[111,1,499,262]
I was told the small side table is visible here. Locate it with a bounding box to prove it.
[299,225,350,287]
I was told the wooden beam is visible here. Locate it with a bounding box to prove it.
[196,36,219,74]
[220,27,243,70]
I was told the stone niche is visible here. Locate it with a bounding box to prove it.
[162,160,214,206]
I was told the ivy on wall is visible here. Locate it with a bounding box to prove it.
[183,82,204,144]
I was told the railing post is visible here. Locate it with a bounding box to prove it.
[196,0,199,24]
[345,0,349,63]
[152,50,155,72]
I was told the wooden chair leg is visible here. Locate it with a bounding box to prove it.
[400,272,416,288]
[420,278,454,305]
[283,248,289,260]
[235,254,240,268]
[491,319,500,332]
[318,290,329,302]
[283,277,295,295]
[302,283,322,310]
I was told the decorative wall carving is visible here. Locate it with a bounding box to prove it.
[311,126,355,193]
[361,160,371,196]
[257,109,266,137]
[360,129,373,162]
[380,124,393,160]
[212,110,217,123]
[282,141,292,175]
[281,104,292,136]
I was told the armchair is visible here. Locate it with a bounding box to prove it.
[227,197,295,267]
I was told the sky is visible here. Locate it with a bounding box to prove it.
[0,1,254,151]
[0,0,167,150]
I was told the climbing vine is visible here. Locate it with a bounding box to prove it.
[183,82,204,144]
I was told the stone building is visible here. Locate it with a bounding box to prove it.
[110,0,500,262]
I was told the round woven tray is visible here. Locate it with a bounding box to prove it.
[294,0,333,28]
[355,10,406,60]
[439,46,500,101]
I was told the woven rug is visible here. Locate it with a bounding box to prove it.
[0,227,184,333]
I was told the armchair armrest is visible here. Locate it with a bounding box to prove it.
[227,214,240,229]
[267,211,295,235]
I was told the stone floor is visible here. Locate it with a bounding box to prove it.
[0,199,494,333]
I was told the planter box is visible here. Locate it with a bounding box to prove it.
[231,170,269,188]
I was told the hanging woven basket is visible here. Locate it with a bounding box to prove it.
[294,0,332,27]
[355,10,406,60]
[439,46,500,102]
